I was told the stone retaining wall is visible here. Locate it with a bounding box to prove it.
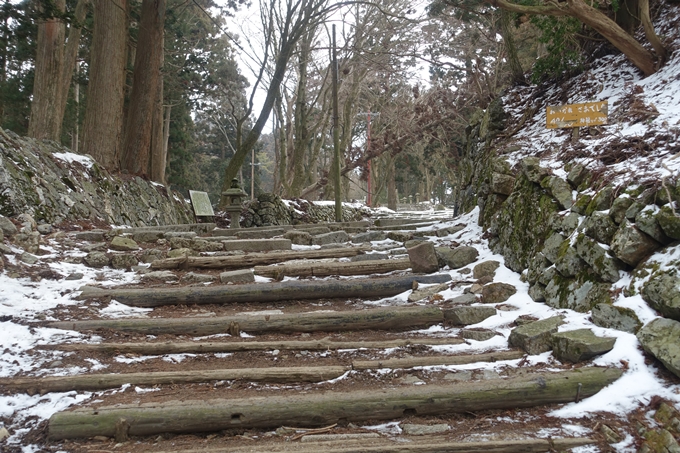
[241,194,370,227]
[0,129,193,227]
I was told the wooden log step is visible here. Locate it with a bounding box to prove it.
[76,274,452,307]
[48,305,448,336]
[149,437,594,453]
[0,366,349,393]
[39,337,466,355]
[351,350,525,370]
[0,351,524,394]
[254,258,411,278]
[47,367,622,440]
[150,247,370,270]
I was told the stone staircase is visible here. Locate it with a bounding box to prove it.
[0,213,672,452]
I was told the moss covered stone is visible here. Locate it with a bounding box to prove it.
[641,269,680,321]
[583,211,618,245]
[656,206,680,240]
[610,196,634,224]
[508,316,564,355]
[567,164,590,188]
[574,233,623,283]
[551,329,616,363]
[610,220,661,266]
[637,318,680,379]
[591,303,642,333]
[572,193,592,215]
[544,272,612,312]
[586,186,614,215]
[542,232,566,264]
[487,174,559,272]
[520,157,550,184]
[544,176,574,210]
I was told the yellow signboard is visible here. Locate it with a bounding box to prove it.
[546,101,608,129]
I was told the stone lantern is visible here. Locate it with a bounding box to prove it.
[223,178,247,229]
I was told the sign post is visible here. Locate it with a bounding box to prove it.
[546,101,608,140]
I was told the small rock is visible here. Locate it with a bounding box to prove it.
[141,271,178,282]
[567,163,590,188]
[84,251,110,268]
[586,186,614,214]
[74,230,107,242]
[583,211,618,245]
[191,238,224,252]
[609,196,634,224]
[167,248,193,258]
[0,427,10,441]
[449,293,478,305]
[436,245,479,269]
[641,270,680,321]
[408,283,448,302]
[110,254,138,270]
[514,314,539,326]
[473,260,500,280]
[65,272,84,281]
[220,269,255,284]
[181,272,216,283]
[132,231,164,243]
[407,242,440,274]
[508,316,564,355]
[48,360,63,368]
[481,282,517,303]
[443,370,473,382]
[386,231,413,242]
[551,328,616,363]
[283,230,313,245]
[490,173,515,196]
[468,283,484,294]
[0,243,12,254]
[0,215,18,236]
[445,306,496,325]
[312,231,350,245]
[545,176,573,209]
[542,232,565,264]
[461,328,496,341]
[19,252,39,265]
[521,157,550,184]
[401,424,450,436]
[657,206,680,240]
[398,374,425,385]
[110,236,139,252]
[37,224,53,235]
[528,284,546,302]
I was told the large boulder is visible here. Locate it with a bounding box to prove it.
[473,260,500,280]
[637,318,680,378]
[508,316,564,355]
[657,206,680,240]
[444,306,496,325]
[110,236,139,252]
[544,274,612,312]
[407,242,440,273]
[586,186,614,215]
[435,245,479,269]
[574,234,623,283]
[591,303,642,334]
[551,329,616,363]
[543,176,573,210]
[481,282,517,303]
[610,221,661,266]
[642,270,680,321]
[636,207,671,244]
[583,212,618,245]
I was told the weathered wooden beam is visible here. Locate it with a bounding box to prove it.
[0,366,350,393]
[254,258,411,278]
[150,247,370,270]
[76,274,452,308]
[48,305,447,336]
[39,337,465,355]
[352,350,525,370]
[48,367,622,440]
[5,350,523,394]
[150,438,595,453]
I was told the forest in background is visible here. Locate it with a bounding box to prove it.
[0,0,670,207]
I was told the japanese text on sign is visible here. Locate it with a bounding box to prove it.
[546,101,608,129]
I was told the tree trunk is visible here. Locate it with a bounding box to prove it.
[81,0,128,170]
[54,0,88,142]
[28,0,66,141]
[48,305,448,335]
[73,274,452,308]
[41,337,465,355]
[254,258,411,278]
[499,9,525,85]
[121,0,166,176]
[2,366,350,393]
[638,0,667,64]
[48,367,622,440]
[614,0,639,35]
[149,75,165,182]
[149,246,370,270]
